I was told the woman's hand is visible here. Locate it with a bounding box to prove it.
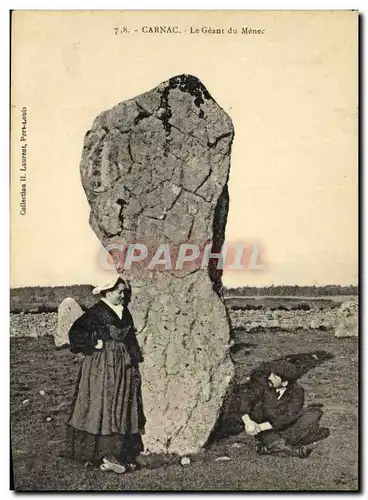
[73,352,85,363]
[95,339,104,350]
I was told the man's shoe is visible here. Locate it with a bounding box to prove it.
[296,427,331,447]
[297,445,313,459]
[256,443,268,455]
[267,441,313,459]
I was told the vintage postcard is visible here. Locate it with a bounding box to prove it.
[10,10,359,492]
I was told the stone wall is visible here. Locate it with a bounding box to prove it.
[10,307,342,339]
[10,312,57,338]
[230,308,339,331]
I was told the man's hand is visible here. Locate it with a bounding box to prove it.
[95,339,104,349]
[258,421,273,432]
[242,415,262,436]
[245,422,263,436]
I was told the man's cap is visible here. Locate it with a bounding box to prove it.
[269,360,299,382]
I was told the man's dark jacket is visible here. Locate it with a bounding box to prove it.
[241,379,305,431]
[68,300,143,365]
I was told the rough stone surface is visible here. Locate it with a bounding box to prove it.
[79,75,235,455]
[56,298,84,347]
[334,298,358,338]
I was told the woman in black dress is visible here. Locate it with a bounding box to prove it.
[65,277,145,473]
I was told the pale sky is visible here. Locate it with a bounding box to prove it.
[10,10,358,288]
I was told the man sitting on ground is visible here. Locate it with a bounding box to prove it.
[241,359,329,458]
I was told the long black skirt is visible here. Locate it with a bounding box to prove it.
[63,341,145,463]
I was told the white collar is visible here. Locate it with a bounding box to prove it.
[275,387,287,399]
[101,298,123,319]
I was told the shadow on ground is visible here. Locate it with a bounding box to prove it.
[230,342,256,356]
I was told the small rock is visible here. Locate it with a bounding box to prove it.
[22,399,29,405]
[312,354,319,360]
[281,320,293,330]
[39,390,46,396]
[215,456,231,461]
[46,417,53,422]
[231,442,243,449]
[181,457,191,466]
[268,319,280,328]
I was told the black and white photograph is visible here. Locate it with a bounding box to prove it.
[10,10,359,491]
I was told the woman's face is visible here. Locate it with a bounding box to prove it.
[106,282,126,305]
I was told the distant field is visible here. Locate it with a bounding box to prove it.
[10,285,358,313]
[10,285,98,313]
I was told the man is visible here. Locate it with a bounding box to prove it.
[241,359,329,458]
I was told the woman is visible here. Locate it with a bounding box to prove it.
[65,277,145,473]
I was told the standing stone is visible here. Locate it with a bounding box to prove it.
[334,298,358,338]
[80,74,235,455]
[56,298,84,348]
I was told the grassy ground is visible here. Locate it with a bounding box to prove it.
[10,327,358,491]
